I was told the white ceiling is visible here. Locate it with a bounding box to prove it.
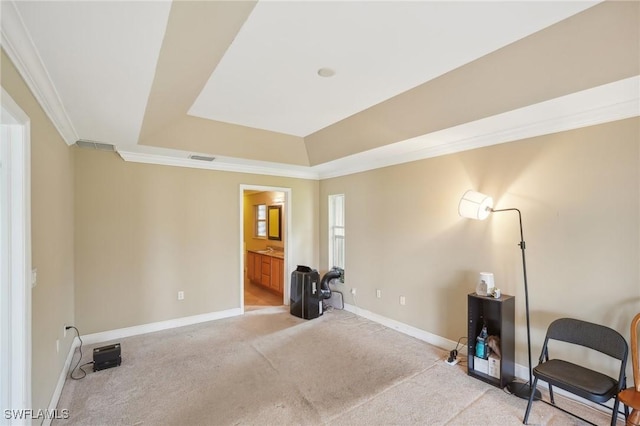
[2,0,637,179]
[189,1,599,136]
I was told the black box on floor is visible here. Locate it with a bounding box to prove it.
[93,343,121,371]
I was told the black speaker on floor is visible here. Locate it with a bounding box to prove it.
[290,265,322,320]
[93,343,121,371]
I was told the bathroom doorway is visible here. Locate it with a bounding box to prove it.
[240,185,291,312]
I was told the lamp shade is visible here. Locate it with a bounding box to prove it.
[459,190,493,220]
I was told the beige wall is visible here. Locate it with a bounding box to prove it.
[320,118,640,376]
[74,149,318,334]
[1,50,76,413]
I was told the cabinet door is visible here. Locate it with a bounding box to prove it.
[278,258,284,293]
[253,253,262,283]
[271,258,283,293]
[261,256,271,288]
[247,252,255,281]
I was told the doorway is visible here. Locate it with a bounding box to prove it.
[239,185,291,312]
[1,88,32,416]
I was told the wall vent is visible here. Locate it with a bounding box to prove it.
[75,140,115,151]
[189,154,215,162]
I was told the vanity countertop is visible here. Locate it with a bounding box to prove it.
[248,249,284,259]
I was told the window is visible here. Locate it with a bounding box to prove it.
[328,194,345,269]
[255,204,267,238]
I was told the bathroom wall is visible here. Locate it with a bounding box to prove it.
[243,191,286,253]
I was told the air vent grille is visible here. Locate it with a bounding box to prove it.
[189,154,215,162]
[75,140,115,151]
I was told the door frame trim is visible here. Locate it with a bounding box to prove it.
[1,87,32,418]
[239,184,291,312]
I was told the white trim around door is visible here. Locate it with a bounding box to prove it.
[239,184,292,313]
[1,87,33,421]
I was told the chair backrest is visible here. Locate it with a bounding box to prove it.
[631,313,640,392]
[546,318,628,362]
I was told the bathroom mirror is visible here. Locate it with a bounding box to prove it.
[268,205,282,241]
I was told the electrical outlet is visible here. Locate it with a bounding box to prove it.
[178,291,184,300]
[399,296,406,305]
[350,288,356,295]
[376,289,381,298]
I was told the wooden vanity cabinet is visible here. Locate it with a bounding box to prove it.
[247,251,284,294]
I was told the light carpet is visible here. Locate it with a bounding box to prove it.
[54,306,621,425]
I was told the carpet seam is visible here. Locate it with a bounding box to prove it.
[250,339,325,422]
[443,387,491,425]
[323,362,440,424]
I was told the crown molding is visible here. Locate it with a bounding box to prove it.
[314,76,639,179]
[0,0,78,145]
[314,101,639,180]
[117,150,320,180]
[2,0,636,178]
[1,0,637,175]
[116,76,638,181]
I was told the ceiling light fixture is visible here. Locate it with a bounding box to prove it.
[317,67,335,78]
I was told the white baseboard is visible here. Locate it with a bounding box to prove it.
[82,308,243,345]
[44,308,242,424]
[343,303,467,356]
[343,303,623,420]
[46,305,621,423]
[44,336,80,426]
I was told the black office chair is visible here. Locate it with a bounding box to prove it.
[523,318,628,426]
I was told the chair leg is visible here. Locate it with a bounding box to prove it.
[610,397,620,426]
[549,384,555,405]
[523,377,539,424]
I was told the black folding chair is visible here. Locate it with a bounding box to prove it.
[523,318,628,426]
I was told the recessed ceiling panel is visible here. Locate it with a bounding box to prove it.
[14,1,172,145]
[189,1,599,137]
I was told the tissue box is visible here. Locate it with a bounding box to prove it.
[473,356,489,375]
[488,354,501,379]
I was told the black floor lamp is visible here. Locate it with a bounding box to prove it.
[458,190,541,400]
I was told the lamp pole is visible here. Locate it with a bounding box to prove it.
[491,208,541,400]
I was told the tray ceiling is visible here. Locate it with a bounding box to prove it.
[2,0,638,178]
